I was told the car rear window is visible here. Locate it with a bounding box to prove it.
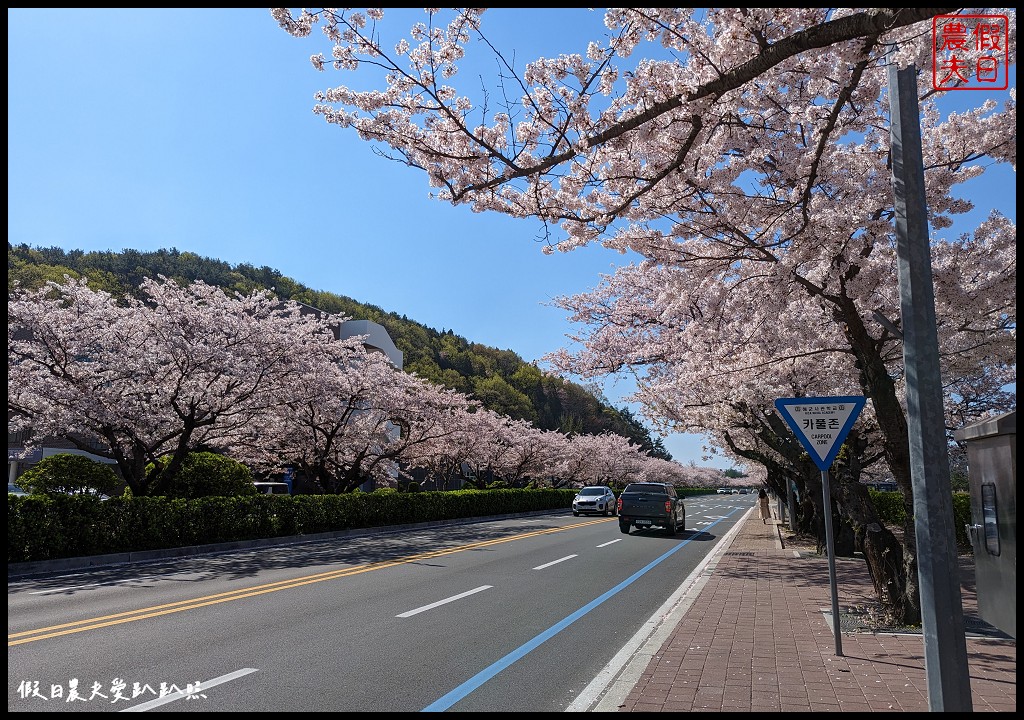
[623,484,667,494]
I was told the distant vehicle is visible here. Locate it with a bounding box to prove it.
[716,488,733,495]
[6,483,107,499]
[617,482,685,535]
[253,481,290,496]
[738,488,750,494]
[76,490,111,500]
[572,486,617,516]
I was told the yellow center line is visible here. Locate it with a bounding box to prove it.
[9,518,608,646]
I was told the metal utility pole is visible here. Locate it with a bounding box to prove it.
[887,61,973,712]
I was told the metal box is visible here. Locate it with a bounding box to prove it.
[954,410,1016,638]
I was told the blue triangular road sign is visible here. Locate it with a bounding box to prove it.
[774,396,866,471]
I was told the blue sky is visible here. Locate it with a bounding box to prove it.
[7,9,1016,470]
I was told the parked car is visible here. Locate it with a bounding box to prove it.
[7,483,110,499]
[253,481,290,496]
[572,486,617,516]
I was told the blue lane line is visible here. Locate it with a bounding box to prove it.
[420,508,741,712]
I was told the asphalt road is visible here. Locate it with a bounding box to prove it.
[8,494,756,712]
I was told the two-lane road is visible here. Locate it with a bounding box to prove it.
[8,494,756,712]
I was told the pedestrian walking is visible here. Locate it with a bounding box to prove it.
[758,488,771,523]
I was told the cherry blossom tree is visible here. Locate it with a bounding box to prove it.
[8,276,344,496]
[9,274,660,500]
[564,432,648,487]
[400,404,502,490]
[263,351,483,493]
[637,455,730,489]
[273,8,1016,623]
[491,423,564,487]
[454,415,548,487]
[555,431,601,488]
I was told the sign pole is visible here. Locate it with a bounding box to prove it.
[820,468,843,656]
[774,396,866,658]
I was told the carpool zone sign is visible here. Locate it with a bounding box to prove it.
[774,396,866,471]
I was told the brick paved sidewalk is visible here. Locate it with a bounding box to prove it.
[611,511,1016,712]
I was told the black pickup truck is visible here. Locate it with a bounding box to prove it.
[616,482,686,535]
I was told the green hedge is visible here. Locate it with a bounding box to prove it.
[869,489,972,552]
[8,488,577,564]
[7,487,973,564]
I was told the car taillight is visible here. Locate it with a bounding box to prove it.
[664,500,672,513]
[617,497,622,511]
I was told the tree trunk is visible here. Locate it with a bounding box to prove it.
[839,303,922,623]
[831,441,921,625]
[860,521,914,624]
[831,508,858,557]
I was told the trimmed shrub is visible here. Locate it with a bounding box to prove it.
[153,452,258,499]
[17,453,119,497]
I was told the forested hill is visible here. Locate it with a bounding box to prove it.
[8,243,670,460]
